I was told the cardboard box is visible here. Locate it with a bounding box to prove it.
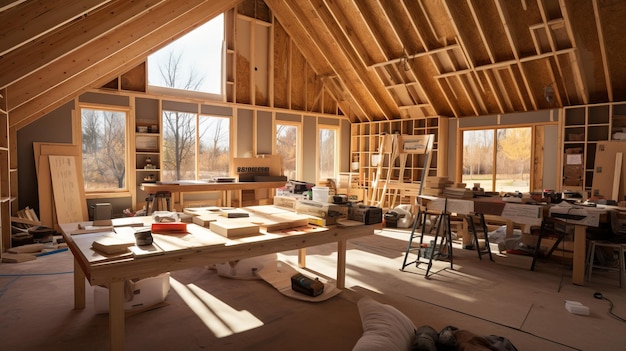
[94,273,170,313]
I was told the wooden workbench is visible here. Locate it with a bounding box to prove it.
[419,195,608,285]
[59,211,375,351]
[140,180,287,210]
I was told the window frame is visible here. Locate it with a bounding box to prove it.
[318,124,340,182]
[460,125,535,193]
[78,103,132,196]
[275,121,301,180]
[160,109,233,182]
[146,14,225,100]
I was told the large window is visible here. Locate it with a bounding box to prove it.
[276,123,299,180]
[147,14,224,95]
[319,127,338,180]
[161,110,230,181]
[462,127,532,193]
[81,107,128,192]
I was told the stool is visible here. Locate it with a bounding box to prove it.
[586,240,625,288]
[465,212,493,261]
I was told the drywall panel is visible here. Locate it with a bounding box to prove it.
[136,97,159,119]
[543,125,558,190]
[302,115,316,183]
[256,110,273,155]
[201,105,233,116]
[237,109,254,157]
[276,112,301,122]
[341,119,350,172]
[79,92,129,106]
[162,100,197,113]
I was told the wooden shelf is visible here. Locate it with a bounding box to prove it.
[561,102,626,197]
[350,116,448,210]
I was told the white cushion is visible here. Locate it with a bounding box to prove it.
[352,297,416,351]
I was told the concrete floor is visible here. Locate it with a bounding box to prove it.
[1,228,625,350]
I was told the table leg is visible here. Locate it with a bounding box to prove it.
[337,239,347,289]
[298,248,306,267]
[73,258,86,309]
[108,280,125,351]
[572,224,587,285]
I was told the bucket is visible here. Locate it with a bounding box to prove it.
[311,186,329,203]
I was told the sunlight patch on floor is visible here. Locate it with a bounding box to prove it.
[169,277,264,338]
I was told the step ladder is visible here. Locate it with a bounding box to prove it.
[401,198,454,278]
[465,212,494,261]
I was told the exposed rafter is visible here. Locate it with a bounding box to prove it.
[1,0,625,127]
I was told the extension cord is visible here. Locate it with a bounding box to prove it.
[565,300,590,315]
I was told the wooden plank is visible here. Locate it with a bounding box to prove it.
[0,0,164,89]
[48,155,87,224]
[9,0,238,129]
[592,141,626,200]
[34,142,82,228]
[612,152,623,201]
[0,0,107,59]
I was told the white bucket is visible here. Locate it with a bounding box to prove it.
[311,186,330,203]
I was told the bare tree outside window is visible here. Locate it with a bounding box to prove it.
[147,15,223,94]
[81,108,127,191]
[157,50,203,182]
[162,111,196,181]
[146,14,230,181]
[276,124,298,179]
[319,128,337,180]
[199,115,230,179]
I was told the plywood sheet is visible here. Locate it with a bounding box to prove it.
[48,155,87,224]
[34,142,82,228]
[592,141,626,201]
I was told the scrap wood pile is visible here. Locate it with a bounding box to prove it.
[421,176,473,199]
[2,207,66,263]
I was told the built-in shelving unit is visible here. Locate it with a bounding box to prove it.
[350,116,448,209]
[133,97,161,210]
[561,102,626,195]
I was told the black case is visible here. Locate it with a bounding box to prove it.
[291,273,324,297]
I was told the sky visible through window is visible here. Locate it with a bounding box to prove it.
[147,15,224,94]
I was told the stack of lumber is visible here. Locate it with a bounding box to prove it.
[11,207,41,229]
[421,177,473,199]
[421,176,452,196]
[442,183,474,199]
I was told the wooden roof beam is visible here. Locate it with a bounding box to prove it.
[511,64,534,111]
[435,48,575,79]
[0,0,165,90]
[6,0,216,112]
[346,0,388,63]
[455,75,481,116]
[482,70,506,114]
[9,0,239,129]
[559,2,588,104]
[322,0,372,68]
[400,0,429,51]
[303,0,398,120]
[494,0,520,60]
[266,0,369,122]
[592,0,612,101]
[466,0,495,64]
[0,0,110,57]
[493,68,514,111]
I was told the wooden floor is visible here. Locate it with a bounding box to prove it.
[1,227,625,350]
